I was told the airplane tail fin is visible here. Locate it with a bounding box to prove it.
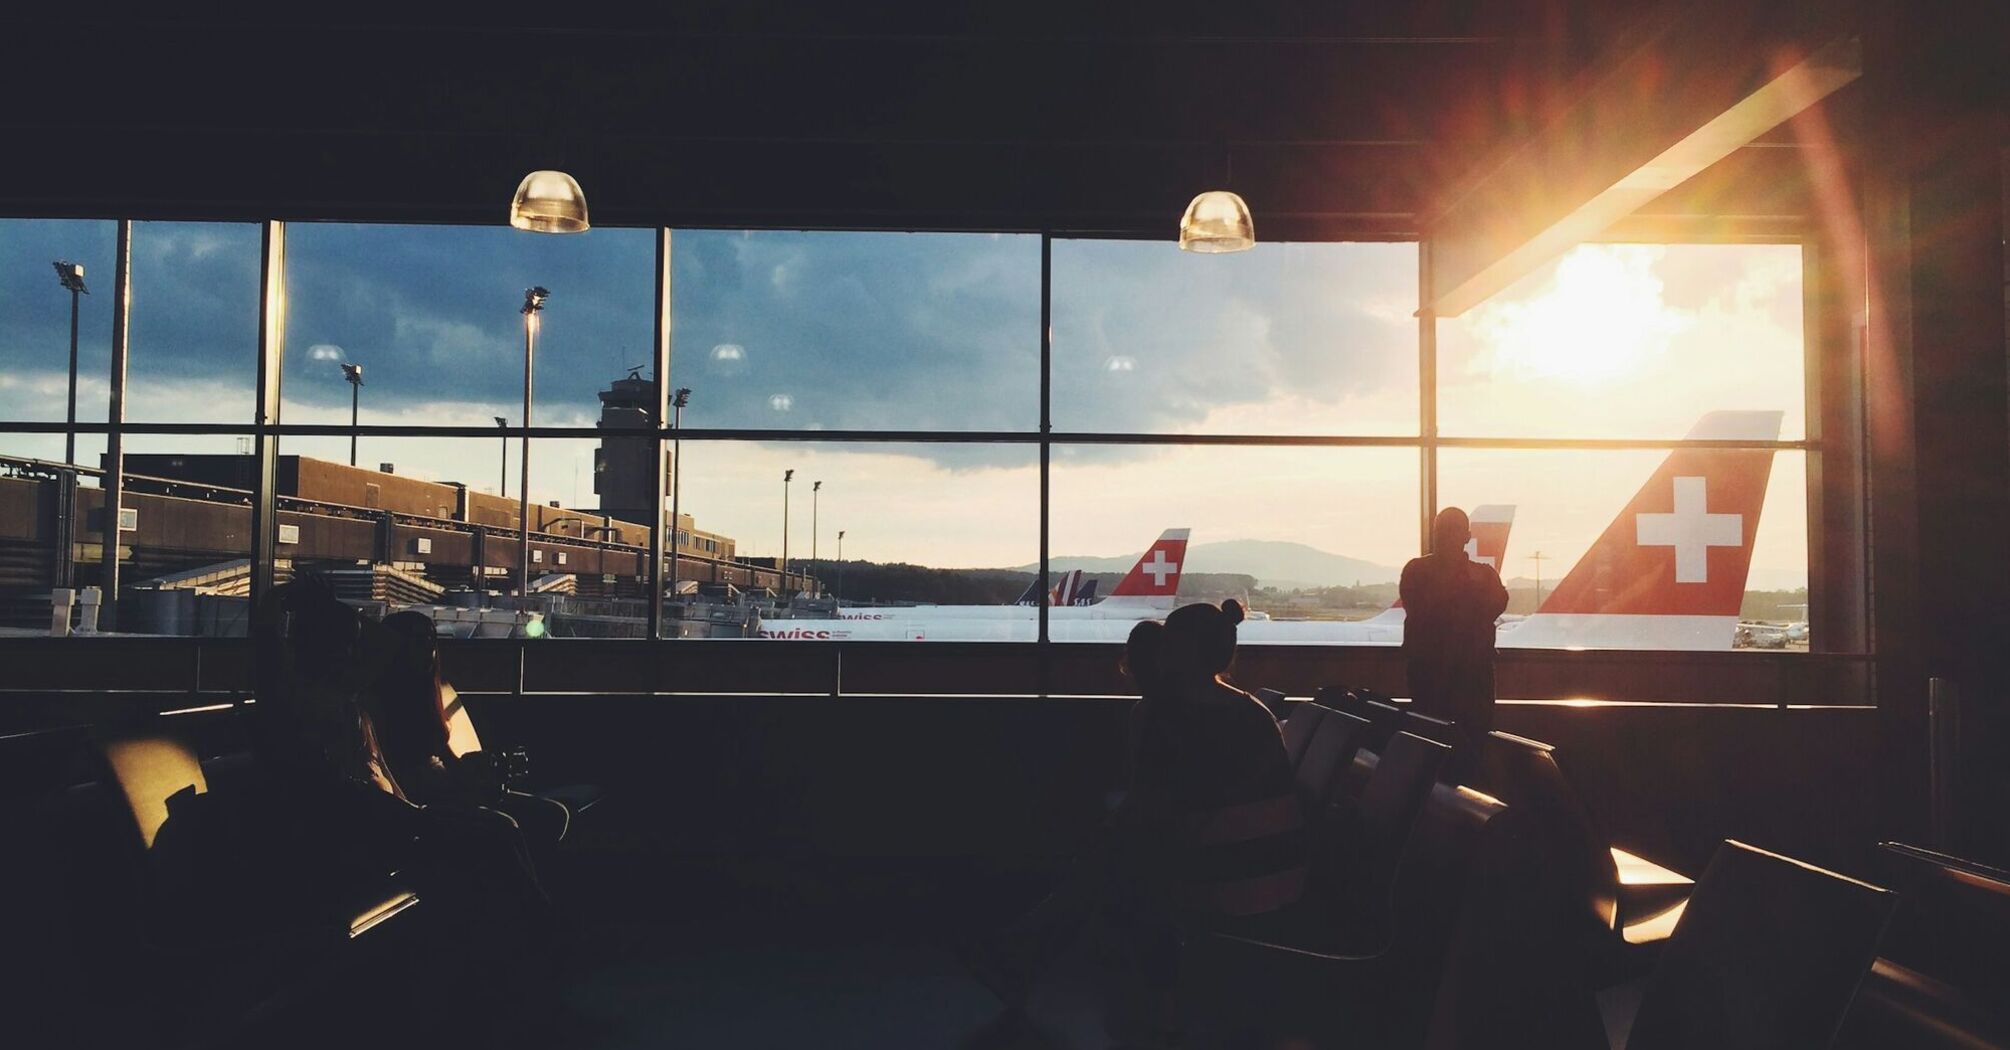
[1505,411,1782,650]
[1468,504,1515,570]
[1100,528,1191,606]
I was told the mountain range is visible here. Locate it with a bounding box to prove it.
[1018,539,1402,591]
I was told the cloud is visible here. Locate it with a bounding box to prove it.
[308,344,345,362]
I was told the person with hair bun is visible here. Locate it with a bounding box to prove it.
[1139,599,1309,921]
[966,601,1306,1047]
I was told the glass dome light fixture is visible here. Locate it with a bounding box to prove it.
[1179,190,1255,253]
[1180,144,1255,253]
[509,170,591,233]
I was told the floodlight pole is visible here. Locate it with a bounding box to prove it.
[669,387,690,605]
[811,480,821,592]
[495,416,508,501]
[837,530,846,605]
[781,469,793,591]
[342,363,363,466]
[519,288,547,601]
[53,263,88,466]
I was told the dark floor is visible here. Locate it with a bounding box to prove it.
[554,854,1108,1049]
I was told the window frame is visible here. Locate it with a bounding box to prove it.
[0,217,1862,705]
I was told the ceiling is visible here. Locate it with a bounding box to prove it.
[2,3,1827,236]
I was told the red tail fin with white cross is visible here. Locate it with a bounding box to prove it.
[1503,412,1782,650]
[1103,529,1191,605]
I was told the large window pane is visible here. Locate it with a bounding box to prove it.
[1048,445,1420,643]
[1437,448,1808,650]
[1051,240,1419,435]
[281,222,657,429]
[0,218,116,427]
[1437,243,1806,439]
[672,441,1038,639]
[669,231,1040,432]
[128,222,261,423]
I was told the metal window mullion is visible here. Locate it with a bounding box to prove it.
[99,221,132,630]
[1038,232,1052,662]
[1419,239,1438,554]
[649,228,671,642]
[249,220,285,609]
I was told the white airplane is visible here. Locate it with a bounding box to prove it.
[756,529,1191,640]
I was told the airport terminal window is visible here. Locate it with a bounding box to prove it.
[281,222,657,428]
[1436,243,1807,441]
[128,222,263,424]
[1050,239,1419,436]
[664,441,1039,640]
[0,218,115,426]
[0,216,1831,662]
[1437,449,1810,649]
[1047,446,1420,644]
[668,230,1041,433]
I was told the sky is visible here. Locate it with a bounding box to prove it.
[0,221,1808,586]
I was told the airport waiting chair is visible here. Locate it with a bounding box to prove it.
[1334,699,1411,801]
[1623,840,1897,1050]
[1294,710,1371,817]
[1476,733,1621,941]
[100,730,209,849]
[1185,782,1513,1047]
[1834,843,2010,1050]
[442,682,603,828]
[1332,732,1453,952]
[1281,701,1327,769]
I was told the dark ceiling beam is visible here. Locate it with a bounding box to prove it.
[1423,0,1859,316]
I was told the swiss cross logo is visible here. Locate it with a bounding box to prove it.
[1141,548,1178,588]
[1635,476,1742,583]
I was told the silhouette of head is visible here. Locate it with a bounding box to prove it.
[1432,507,1472,557]
[375,611,449,759]
[1161,599,1246,681]
[1120,619,1164,692]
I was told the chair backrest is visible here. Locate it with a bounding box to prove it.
[1360,731,1451,849]
[1294,710,1370,813]
[99,733,207,849]
[1832,843,2010,1050]
[1401,709,1460,750]
[1362,700,1407,752]
[1476,731,1621,935]
[1870,842,2010,991]
[1280,701,1328,769]
[1627,840,1897,1050]
[440,682,483,757]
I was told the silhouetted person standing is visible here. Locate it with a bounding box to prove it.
[1401,507,1509,775]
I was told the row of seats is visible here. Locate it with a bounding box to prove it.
[1193,691,2010,1048]
[3,721,434,1048]
[1,694,593,1050]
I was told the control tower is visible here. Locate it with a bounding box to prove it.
[594,372,668,527]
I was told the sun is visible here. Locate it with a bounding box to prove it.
[1468,245,1692,386]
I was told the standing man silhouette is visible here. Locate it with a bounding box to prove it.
[1400,507,1510,775]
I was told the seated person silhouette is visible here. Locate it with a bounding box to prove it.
[970,602,1307,1047]
[376,611,570,853]
[1400,506,1510,778]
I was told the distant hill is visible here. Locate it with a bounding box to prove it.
[1019,539,1401,590]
